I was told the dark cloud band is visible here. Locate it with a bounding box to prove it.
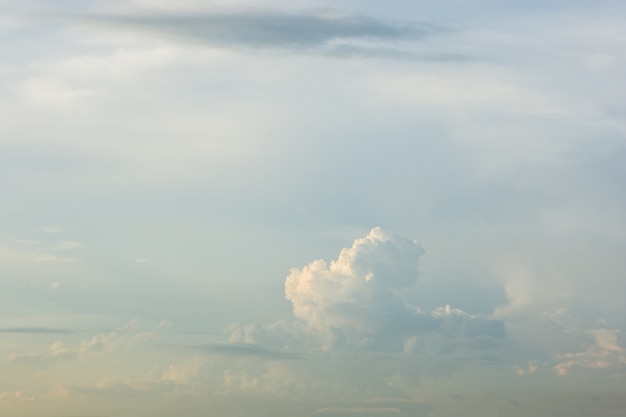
[198,342,302,360]
[79,11,446,54]
[0,327,72,334]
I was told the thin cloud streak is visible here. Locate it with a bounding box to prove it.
[0,327,73,334]
[188,342,303,360]
[77,10,449,56]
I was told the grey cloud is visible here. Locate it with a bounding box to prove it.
[0,327,72,334]
[80,11,446,55]
[197,343,303,360]
[434,308,505,339]
[7,318,163,367]
[311,399,432,417]
[313,407,403,417]
[433,336,505,356]
[326,44,471,62]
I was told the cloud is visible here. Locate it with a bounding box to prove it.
[16,44,181,106]
[310,400,431,417]
[0,390,35,403]
[36,254,76,263]
[196,343,302,360]
[228,320,315,353]
[513,360,540,376]
[284,227,426,349]
[7,318,168,367]
[7,234,82,264]
[513,327,626,377]
[552,329,626,376]
[0,327,72,334]
[79,10,445,56]
[232,227,505,354]
[313,407,402,416]
[50,241,82,250]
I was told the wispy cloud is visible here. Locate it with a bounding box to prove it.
[50,241,82,251]
[36,254,76,263]
[0,327,72,334]
[197,343,302,360]
[0,390,35,403]
[314,407,402,415]
[78,10,450,58]
[8,318,168,367]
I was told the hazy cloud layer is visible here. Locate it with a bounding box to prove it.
[2,1,626,415]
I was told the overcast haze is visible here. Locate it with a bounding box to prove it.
[1,0,626,416]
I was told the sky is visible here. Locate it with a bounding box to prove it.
[1,0,625,416]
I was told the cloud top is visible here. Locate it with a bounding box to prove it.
[286,227,424,336]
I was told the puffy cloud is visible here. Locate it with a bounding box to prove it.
[228,320,315,352]
[552,329,626,376]
[159,355,209,385]
[285,227,425,346]
[591,329,624,353]
[233,227,505,354]
[513,361,540,376]
[513,327,626,378]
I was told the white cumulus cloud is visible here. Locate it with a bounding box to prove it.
[233,227,505,354]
